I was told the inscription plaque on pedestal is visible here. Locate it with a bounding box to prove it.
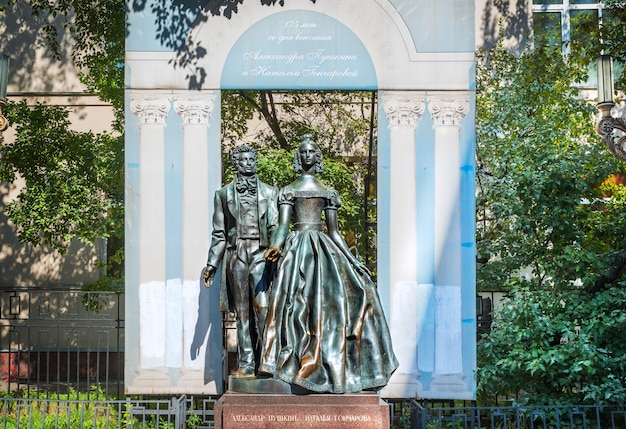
[215,392,390,429]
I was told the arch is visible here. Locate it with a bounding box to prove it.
[221,10,377,90]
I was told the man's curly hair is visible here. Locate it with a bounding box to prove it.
[231,144,258,169]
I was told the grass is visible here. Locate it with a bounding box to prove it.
[0,385,181,429]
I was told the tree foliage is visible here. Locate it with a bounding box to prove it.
[475,39,626,405]
[221,90,375,154]
[0,101,124,252]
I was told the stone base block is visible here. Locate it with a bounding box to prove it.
[215,392,390,428]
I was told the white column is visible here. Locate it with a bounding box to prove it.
[174,92,219,393]
[175,93,215,282]
[129,91,171,388]
[428,94,470,393]
[381,92,425,398]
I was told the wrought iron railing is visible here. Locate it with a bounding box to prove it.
[409,401,626,429]
[2,397,625,429]
[0,287,124,398]
[0,395,217,429]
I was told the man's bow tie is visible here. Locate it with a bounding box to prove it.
[236,176,257,194]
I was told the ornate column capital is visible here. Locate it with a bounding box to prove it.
[130,93,172,126]
[382,93,425,128]
[173,93,216,126]
[427,96,470,128]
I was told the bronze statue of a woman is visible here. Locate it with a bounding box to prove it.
[261,134,398,393]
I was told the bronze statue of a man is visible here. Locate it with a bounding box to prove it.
[204,145,278,377]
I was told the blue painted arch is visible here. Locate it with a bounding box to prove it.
[221,10,377,90]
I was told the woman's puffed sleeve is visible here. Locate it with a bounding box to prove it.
[278,187,295,206]
[326,189,342,210]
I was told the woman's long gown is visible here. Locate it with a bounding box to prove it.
[259,186,398,393]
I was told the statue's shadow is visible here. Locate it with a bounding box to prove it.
[190,265,224,393]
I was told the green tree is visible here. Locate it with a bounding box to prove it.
[0,101,123,252]
[475,39,626,405]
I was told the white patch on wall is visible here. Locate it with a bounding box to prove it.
[139,281,166,366]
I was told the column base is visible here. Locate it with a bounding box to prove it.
[126,366,172,394]
[177,368,220,394]
[429,373,468,393]
[380,372,422,398]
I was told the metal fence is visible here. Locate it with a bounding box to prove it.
[409,401,626,429]
[3,397,626,429]
[0,287,124,398]
[0,395,217,429]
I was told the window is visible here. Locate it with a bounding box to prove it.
[532,0,603,53]
[532,1,620,87]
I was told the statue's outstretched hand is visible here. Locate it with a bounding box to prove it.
[264,247,282,263]
[203,265,216,288]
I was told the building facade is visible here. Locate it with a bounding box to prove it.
[0,5,113,287]
[0,0,612,400]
